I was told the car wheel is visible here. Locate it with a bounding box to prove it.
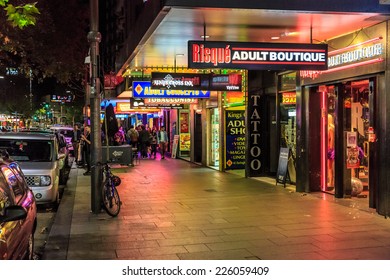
[54,190,60,207]
[24,233,34,260]
[59,169,66,185]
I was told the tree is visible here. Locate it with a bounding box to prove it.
[0,0,89,118]
[1,0,39,29]
[0,0,89,83]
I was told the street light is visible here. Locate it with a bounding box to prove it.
[174,54,184,73]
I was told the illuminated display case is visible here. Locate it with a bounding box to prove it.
[210,108,220,167]
[279,72,297,183]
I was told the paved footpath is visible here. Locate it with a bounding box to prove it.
[43,156,390,260]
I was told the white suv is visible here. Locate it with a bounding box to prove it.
[0,132,66,206]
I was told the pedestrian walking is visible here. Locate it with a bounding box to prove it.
[150,127,158,159]
[138,125,151,159]
[157,126,168,159]
[127,125,139,147]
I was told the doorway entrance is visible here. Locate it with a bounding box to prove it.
[320,79,373,198]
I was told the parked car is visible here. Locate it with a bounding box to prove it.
[18,128,70,182]
[49,125,74,156]
[0,156,37,259]
[0,132,67,206]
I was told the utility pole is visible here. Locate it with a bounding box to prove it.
[87,0,102,213]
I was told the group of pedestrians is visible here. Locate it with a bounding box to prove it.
[127,124,168,160]
[72,123,170,176]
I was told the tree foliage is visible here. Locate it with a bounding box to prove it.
[0,0,89,83]
[1,0,39,29]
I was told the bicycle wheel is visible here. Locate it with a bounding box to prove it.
[101,180,121,217]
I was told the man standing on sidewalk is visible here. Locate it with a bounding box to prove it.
[81,125,91,175]
[157,126,168,159]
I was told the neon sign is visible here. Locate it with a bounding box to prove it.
[188,41,328,70]
[300,37,384,79]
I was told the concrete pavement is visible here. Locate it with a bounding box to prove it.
[43,155,390,260]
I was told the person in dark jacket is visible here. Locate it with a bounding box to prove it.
[81,125,91,175]
[138,125,150,159]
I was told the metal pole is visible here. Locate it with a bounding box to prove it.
[87,0,102,213]
[29,69,33,111]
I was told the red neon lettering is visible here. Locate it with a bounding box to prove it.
[192,44,231,66]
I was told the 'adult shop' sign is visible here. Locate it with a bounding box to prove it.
[188,41,328,71]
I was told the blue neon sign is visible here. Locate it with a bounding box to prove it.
[132,81,210,98]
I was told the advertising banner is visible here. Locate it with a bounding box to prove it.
[51,94,73,103]
[179,111,190,151]
[225,110,246,170]
[133,81,210,98]
[151,72,209,90]
[246,90,264,177]
[188,40,328,70]
[210,74,242,91]
[151,73,242,91]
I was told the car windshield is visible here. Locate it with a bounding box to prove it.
[0,140,53,162]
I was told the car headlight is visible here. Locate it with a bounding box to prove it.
[40,176,51,186]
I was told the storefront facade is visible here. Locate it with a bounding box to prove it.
[294,22,390,216]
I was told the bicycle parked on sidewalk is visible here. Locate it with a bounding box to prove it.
[100,162,121,216]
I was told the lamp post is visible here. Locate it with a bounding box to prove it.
[87,0,103,214]
[174,54,184,73]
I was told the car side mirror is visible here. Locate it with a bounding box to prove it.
[0,205,27,223]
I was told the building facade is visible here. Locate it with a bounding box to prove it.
[104,0,390,216]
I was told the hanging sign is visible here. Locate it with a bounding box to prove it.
[133,81,210,98]
[188,41,328,70]
[151,72,242,91]
[151,73,209,90]
[210,74,242,91]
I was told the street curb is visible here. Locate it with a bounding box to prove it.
[42,165,78,260]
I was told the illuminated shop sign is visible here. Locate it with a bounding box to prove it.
[211,74,242,91]
[282,92,296,105]
[133,81,210,98]
[144,98,198,105]
[116,102,160,113]
[328,37,383,69]
[225,110,246,170]
[130,98,185,109]
[300,37,384,79]
[151,72,242,91]
[151,73,209,90]
[50,94,73,103]
[188,41,328,70]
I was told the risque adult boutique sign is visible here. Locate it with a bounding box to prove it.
[188,41,328,70]
[151,72,242,91]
